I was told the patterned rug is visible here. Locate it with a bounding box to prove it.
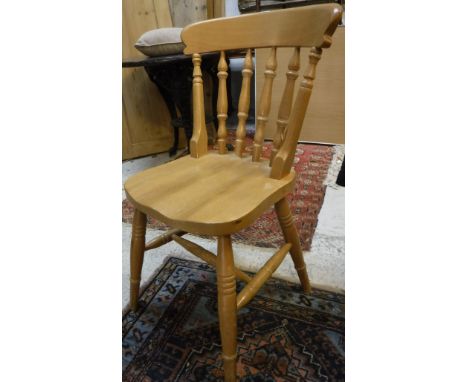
[123,140,333,251]
[123,257,345,381]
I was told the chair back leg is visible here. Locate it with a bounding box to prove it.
[130,209,147,311]
[275,198,312,293]
[216,235,238,382]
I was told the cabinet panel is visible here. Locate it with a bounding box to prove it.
[122,0,175,160]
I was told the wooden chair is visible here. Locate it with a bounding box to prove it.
[124,4,342,381]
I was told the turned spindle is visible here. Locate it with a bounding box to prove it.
[190,53,208,158]
[270,47,301,165]
[252,47,277,161]
[235,49,253,157]
[217,51,229,154]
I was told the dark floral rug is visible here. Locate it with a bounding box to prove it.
[123,257,345,381]
[123,141,333,251]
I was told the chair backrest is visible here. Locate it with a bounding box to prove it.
[180,4,343,179]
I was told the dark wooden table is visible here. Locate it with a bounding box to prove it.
[123,52,233,156]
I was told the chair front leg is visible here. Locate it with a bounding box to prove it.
[275,197,312,293]
[216,235,237,382]
[130,209,147,311]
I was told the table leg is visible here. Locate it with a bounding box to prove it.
[156,82,180,156]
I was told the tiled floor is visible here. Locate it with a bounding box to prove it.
[122,144,344,308]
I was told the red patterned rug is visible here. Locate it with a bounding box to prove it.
[123,140,333,251]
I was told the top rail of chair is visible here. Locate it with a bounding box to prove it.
[181,4,343,55]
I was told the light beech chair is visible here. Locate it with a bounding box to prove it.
[125,4,342,381]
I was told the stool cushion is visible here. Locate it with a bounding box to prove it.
[135,28,185,57]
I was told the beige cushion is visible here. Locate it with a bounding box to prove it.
[134,28,185,57]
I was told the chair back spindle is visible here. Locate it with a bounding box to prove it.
[216,51,229,154]
[190,53,208,158]
[270,47,322,179]
[252,47,277,162]
[270,47,300,165]
[181,3,342,175]
[234,49,253,157]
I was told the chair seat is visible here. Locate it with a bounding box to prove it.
[124,152,296,235]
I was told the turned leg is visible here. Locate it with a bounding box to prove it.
[130,209,147,311]
[275,198,312,293]
[216,235,237,382]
